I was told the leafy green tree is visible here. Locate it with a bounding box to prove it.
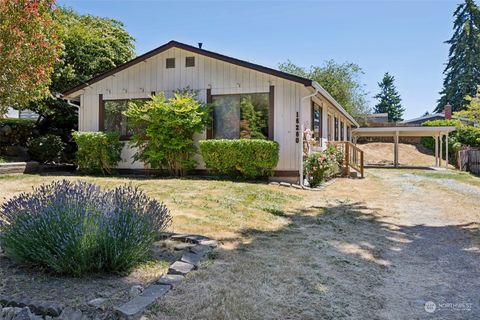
[125,91,210,177]
[279,60,370,118]
[454,85,480,121]
[27,7,135,139]
[0,0,61,113]
[373,72,405,122]
[436,0,480,112]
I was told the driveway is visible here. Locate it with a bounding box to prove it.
[152,169,480,320]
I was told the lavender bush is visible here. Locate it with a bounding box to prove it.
[0,180,171,276]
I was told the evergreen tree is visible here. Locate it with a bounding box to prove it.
[374,72,405,122]
[436,0,480,112]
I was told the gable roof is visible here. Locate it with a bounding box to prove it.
[62,40,359,127]
[62,40,313,96]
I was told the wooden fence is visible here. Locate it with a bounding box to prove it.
[458,149,480,175]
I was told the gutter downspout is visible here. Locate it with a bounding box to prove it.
[299,88,319,186]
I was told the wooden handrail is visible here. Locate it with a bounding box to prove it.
[327,141,364,178]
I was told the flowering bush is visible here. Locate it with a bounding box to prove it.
[0,180,171,276]
[304,146,342,187]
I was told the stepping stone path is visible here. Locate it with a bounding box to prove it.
[0,233,218,320]
[114,233,218,319]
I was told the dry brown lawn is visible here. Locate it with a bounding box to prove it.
[1,170,480,319]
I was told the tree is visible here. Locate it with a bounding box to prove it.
[436,0,480,112]
[0,0,61,113]
[27,7,135,137]
[373,72,405,122]
[454,85,480,121]
[279,60,370,118]
[125,91,210,177]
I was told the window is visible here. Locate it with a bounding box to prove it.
[101,99,145,139]
[334,117,339,141]
[340,121,344,140]
[311,103,322,144]
[186,56,195,67]
[327,114,332,140]
[166,58,175,69]
[212,93,269,139]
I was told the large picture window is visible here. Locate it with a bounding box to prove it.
[212,93,269,139]
[101,99,145,139]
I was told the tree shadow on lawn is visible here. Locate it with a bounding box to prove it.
[152,201,480,320]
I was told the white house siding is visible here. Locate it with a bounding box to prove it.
[76,46,353,172]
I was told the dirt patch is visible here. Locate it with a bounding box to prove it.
[358,142,454,167]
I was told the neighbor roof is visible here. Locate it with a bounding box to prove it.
[62,40,358,126]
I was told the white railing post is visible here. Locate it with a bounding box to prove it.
[299,124,304,186]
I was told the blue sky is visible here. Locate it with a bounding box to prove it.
[58,0,459,119]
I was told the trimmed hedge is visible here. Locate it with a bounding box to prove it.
[0,119,38,148]
[72,131,123,174]
[199,139,279,178]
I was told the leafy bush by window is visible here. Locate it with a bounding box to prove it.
[125,91,210,176]
[72,131,123,174]
[28,134,65,163]
[304,146,342,188]
[0,180,171,276]
[199,139,279,178]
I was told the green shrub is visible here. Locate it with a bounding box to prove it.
[0,119,38,148]
[0,180,171,276]
[125,91,210,176]
[199,139,279,178]
[421,120,480,164]
[304,146,342,188]
[28,134,66,163]
[72,131,123,174]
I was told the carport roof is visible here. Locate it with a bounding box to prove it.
[352,126,456,137]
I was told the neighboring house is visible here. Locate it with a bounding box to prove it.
[62,40,358,177]
[4,107,39,120]
[367,113,389,125]
[400,104,476,126]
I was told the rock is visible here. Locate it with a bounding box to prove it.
[185,235,210,244]
[170,234,189,242]
[180,251,201,268]
[291,184,302,189]
[12,307,42,320]
[156,274,184,286]
[168,261,194,275]
[279,182,291,187]
[114,285,171,320]
[1,307,21,320]
[58,307,83,320]
[173,243,194,251]
[268,181,280,185]
[189,244,212,256]
[198,239,219,248]
[87,298,107,310]
[129,285,144,298]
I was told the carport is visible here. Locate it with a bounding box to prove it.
[352,126,456,168]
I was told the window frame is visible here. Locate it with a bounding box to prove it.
[311,102,322,146]
[99,96,150,141]
[166,58,175,69]
[208,89,274,140]
[185,56,195,67]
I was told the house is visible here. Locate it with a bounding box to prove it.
[400,104,476,126]
[62,40,359,177]
[3,107,39,120]
[366,113,389,125]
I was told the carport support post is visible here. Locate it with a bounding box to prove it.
[439,134,443,167]
[394,131,399,167]
[445,132,449,168]
[434,135,439,167]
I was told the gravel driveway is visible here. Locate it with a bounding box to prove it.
[152,169,480,320]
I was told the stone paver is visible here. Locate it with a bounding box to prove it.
[168,261,194,275]
[115,285,171,320]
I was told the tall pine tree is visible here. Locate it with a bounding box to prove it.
[436,0,480,112]
[374,72,405,122]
